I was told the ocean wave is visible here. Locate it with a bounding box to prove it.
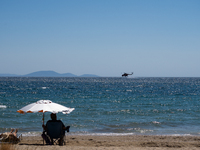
[18,131,198,137]
[0,105,6,108]
[152,121,161,124]
[21,131,41,137]
[67,132,136,136]
[41,87,47,89]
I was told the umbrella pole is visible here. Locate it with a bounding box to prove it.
[43,113,44,145]
[43,113,44,125]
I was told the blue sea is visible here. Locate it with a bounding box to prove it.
[0,77,200,136]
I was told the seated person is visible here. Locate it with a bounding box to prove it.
[42,113,69,145]
[0,129,19,143]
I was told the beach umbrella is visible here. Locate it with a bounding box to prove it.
[17,100,75,125]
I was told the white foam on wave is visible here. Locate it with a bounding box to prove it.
[71,132,136,136]
[126,90,132,92]
[19,131,196,137]
[0,105,7,108]
[152,121,161,124]
[168,134,193,136]
[41,87,47,89]
[21,131,41,137]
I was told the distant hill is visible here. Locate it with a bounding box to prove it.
[0,71,100,77]
[0,74,18,77]
[25,71,77,77]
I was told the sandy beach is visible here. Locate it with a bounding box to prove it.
[2,135,200,150]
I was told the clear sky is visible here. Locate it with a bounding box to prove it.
[0,0,199,77]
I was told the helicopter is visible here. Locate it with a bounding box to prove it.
[122,72,133,77]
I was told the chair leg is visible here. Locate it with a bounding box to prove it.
[58,138,63,146]
[47,137,65,145]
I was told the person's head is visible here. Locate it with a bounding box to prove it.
[50,113,57,120]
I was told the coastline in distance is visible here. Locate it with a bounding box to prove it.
[0,71,100,77]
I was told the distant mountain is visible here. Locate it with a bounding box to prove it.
[24,71,77,77]
[0,74,19,77]
[0,71,100,77]
[62,73,78,77]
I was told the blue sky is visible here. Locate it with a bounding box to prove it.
[0,0,199,77]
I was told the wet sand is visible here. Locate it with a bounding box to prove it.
[5,135,200,150]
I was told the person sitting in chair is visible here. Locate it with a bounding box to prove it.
[42,113,69,145]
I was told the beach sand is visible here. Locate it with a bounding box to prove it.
[3,135,200,150]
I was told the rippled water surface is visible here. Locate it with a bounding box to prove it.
[0,77,200,136]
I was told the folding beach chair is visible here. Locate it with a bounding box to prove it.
[46,121,64,145]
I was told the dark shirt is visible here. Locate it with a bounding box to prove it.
[46,120,65,129]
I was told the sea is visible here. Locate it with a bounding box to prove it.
[0,77,200,137]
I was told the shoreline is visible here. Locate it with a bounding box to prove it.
[7,135,200,150]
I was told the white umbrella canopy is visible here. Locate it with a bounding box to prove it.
[17,99,75,127]
[17,100,75,114]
